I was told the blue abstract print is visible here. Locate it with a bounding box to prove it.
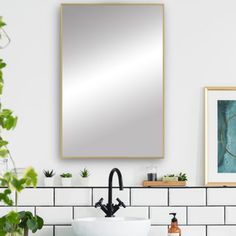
[218,100,236,173]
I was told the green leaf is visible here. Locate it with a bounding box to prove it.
[27,218,38,232]
[11,178,26,192]
[0,140,8,147]
[0,149,8,158]
[0,109,12,116]
[0,110,18,130]
[0,189,13,206]
[0,177,8,186]
[5,211,20,225]
[0,17,6,28]
[12,116,18,129]
[5,116,16,130]
[23,167,38,187]
[36,216,44,230]
[3,171,14,182]
[0,84,3,95]
[0,70,3,82]
[0,63,6,69]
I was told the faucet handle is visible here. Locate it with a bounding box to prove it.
[95,198,104,208]
[116,198,126,208]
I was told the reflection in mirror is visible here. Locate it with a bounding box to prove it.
[61,4,164,158]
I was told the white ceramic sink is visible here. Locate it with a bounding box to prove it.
[72,217,151,236]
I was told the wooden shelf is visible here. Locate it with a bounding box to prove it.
[143,180,187,187]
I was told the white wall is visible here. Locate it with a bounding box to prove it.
[0,0,236,186]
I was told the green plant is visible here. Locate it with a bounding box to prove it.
[178,172,188,181]
[0,18,17,162]
[0,168,44,235]
[163,173,188,181]
[60,173,72,178]
[164,174,175,177]
[80,168,89,178]
[43,169,55,177]
[0,210,43,236]
[0,17,44,236]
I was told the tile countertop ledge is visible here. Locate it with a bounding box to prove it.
[0,185,235,188]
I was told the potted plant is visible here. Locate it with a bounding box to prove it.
[162,173,188,182]
[162,174,178,182]
[43,169,55,187]
[60,173,72,187]
[178,172,188,181]
[80,168,90,186]
[0,17,44,236]
[0,182,44,236]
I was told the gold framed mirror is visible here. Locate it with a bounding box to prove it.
[60,3,165,159]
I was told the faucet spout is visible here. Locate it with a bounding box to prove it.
[109,168,123,190]
[108,168,123,217]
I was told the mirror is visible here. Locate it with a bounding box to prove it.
[61,4,164,158]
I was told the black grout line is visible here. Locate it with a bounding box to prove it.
[148,206,150,219]
[224,206,226,225]
[0,205,232,208]
[1,186,236,189]
[129,187,131,205]
[45,224,72,226]
[167,188,170,206]
[53,188,55,206]
[53,225,55,236]
[72,206,75,220]
[0,204,233,208]
[206,225,208,236]
[91,187,94,206]
[186,206,188,225]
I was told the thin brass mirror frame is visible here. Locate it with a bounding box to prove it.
[60,3,165,159]
[205,87,236,186]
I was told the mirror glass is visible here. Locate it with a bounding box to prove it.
[61,4,164,158]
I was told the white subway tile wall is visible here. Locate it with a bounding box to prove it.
[36,206,72,224]
[55,226,76,236]
[225,207,236,224]
[188,207,224,225]
[17,188,53,206]
[74,207,103,218]
[131,188,168,206]
[55,188,91,206]
[207,188,236,205]
[208,226,236,236]
[169,188,206,206]
[0,187,233,236]
[181,226,206,236]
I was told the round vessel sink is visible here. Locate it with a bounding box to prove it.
[72,217,151,236]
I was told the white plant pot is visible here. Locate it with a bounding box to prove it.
[162,176,178,182]
[44,177,54,187]
[80,177,89,186]
[61,177,72,187]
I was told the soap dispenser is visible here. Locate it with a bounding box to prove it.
[168,213,181,236]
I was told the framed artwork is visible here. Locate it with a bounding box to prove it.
[205,87,236,186]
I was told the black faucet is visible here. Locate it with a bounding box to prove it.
[95,168,126,217]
